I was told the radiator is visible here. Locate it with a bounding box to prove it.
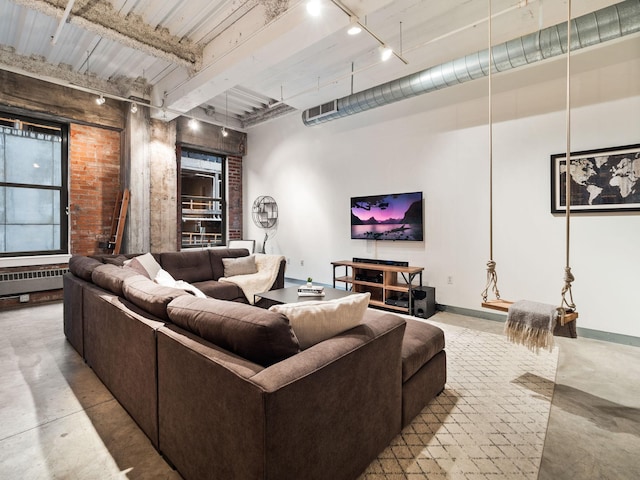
[0,268,68,296]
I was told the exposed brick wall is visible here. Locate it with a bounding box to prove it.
[69,124,122,255]
[227,155,243,240]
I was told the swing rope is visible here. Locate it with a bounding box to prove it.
[557,0,577,325]
[481,0,500,303]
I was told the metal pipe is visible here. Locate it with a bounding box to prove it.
[302,0,640,126]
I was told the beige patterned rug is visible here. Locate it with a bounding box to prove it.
[360,319,558,480]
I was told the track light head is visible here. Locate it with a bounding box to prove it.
[380,45,393,62]
[221,127,228,137]
[347,17,362,35]
[96,95,106,105]
[188,118,199,130]
[130,102,138,113]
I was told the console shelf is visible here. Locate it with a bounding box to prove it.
[332,260,424,315]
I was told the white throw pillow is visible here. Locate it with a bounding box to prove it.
[269,292,370,349]
[125,252,162,279]
[154,268,177,286]
[154,268,206,298]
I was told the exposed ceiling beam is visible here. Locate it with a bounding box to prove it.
[151,0,396,120]
[0,44,148,98]
[11,0,202,69]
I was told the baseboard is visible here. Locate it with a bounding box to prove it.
[438,304,640,347]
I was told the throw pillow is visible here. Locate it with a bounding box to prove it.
[124,252,162,279]
[154,268,206,298]
[269,292,370,349]
[222,255,257,277]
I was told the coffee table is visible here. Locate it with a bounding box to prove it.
[254,285,356,305]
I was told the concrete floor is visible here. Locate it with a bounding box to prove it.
[0,303,638,479]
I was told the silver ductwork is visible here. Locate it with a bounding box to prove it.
[302,0,640,126]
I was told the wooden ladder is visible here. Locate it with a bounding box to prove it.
[106,189,130,254]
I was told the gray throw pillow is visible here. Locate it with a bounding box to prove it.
[222,255,257,277]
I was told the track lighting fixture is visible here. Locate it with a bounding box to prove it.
[347,16,362,35]
[221,127,228,137]
[188,118,199,130]
[130,102,138,113]
[96,95,106,105]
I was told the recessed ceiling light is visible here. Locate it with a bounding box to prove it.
[306,0,321,17]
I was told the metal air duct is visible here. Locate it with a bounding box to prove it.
[302,0,640,126]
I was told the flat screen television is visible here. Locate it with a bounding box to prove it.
[351,191,423,241]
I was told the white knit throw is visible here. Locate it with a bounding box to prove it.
[219,254,284,304]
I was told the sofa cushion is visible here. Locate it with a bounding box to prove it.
[167,295,300,366]
[402,319,446,382]
[125,253,162,279]
[208,248,250,280]
[122,275,189,321]
[91,263,139,296]
[68,256,103,281]
[160,250,213,283]
[269,293,370,349]
[222,255,257,277]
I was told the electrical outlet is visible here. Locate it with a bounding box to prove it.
[447,276,453,285]
[19,294,30,303]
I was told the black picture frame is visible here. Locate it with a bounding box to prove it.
[550,144,640,213]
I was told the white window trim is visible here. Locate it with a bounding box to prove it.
[0,254,71,268]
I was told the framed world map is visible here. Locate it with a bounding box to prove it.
[551,144,640,213]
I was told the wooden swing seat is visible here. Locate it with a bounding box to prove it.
[482,300,578,323]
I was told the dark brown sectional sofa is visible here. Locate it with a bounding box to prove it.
[63,247,446,480]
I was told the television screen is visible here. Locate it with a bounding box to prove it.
[351,191,423,241]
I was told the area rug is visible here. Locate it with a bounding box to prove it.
[359,318,558,480]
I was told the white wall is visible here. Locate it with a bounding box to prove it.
[243,37,640,338]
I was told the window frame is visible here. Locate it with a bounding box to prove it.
[177,144,227,250]
[0,111,69,258]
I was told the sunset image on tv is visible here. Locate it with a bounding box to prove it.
[350,192,423,241]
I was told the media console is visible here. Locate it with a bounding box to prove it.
[332,260,425,316]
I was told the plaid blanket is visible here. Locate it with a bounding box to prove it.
[504,300,557,353]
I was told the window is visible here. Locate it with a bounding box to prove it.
[179,147,226,249]
[0,113,68,257]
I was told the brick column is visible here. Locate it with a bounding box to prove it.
[69,124,121,255]
[227,155,243,240]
